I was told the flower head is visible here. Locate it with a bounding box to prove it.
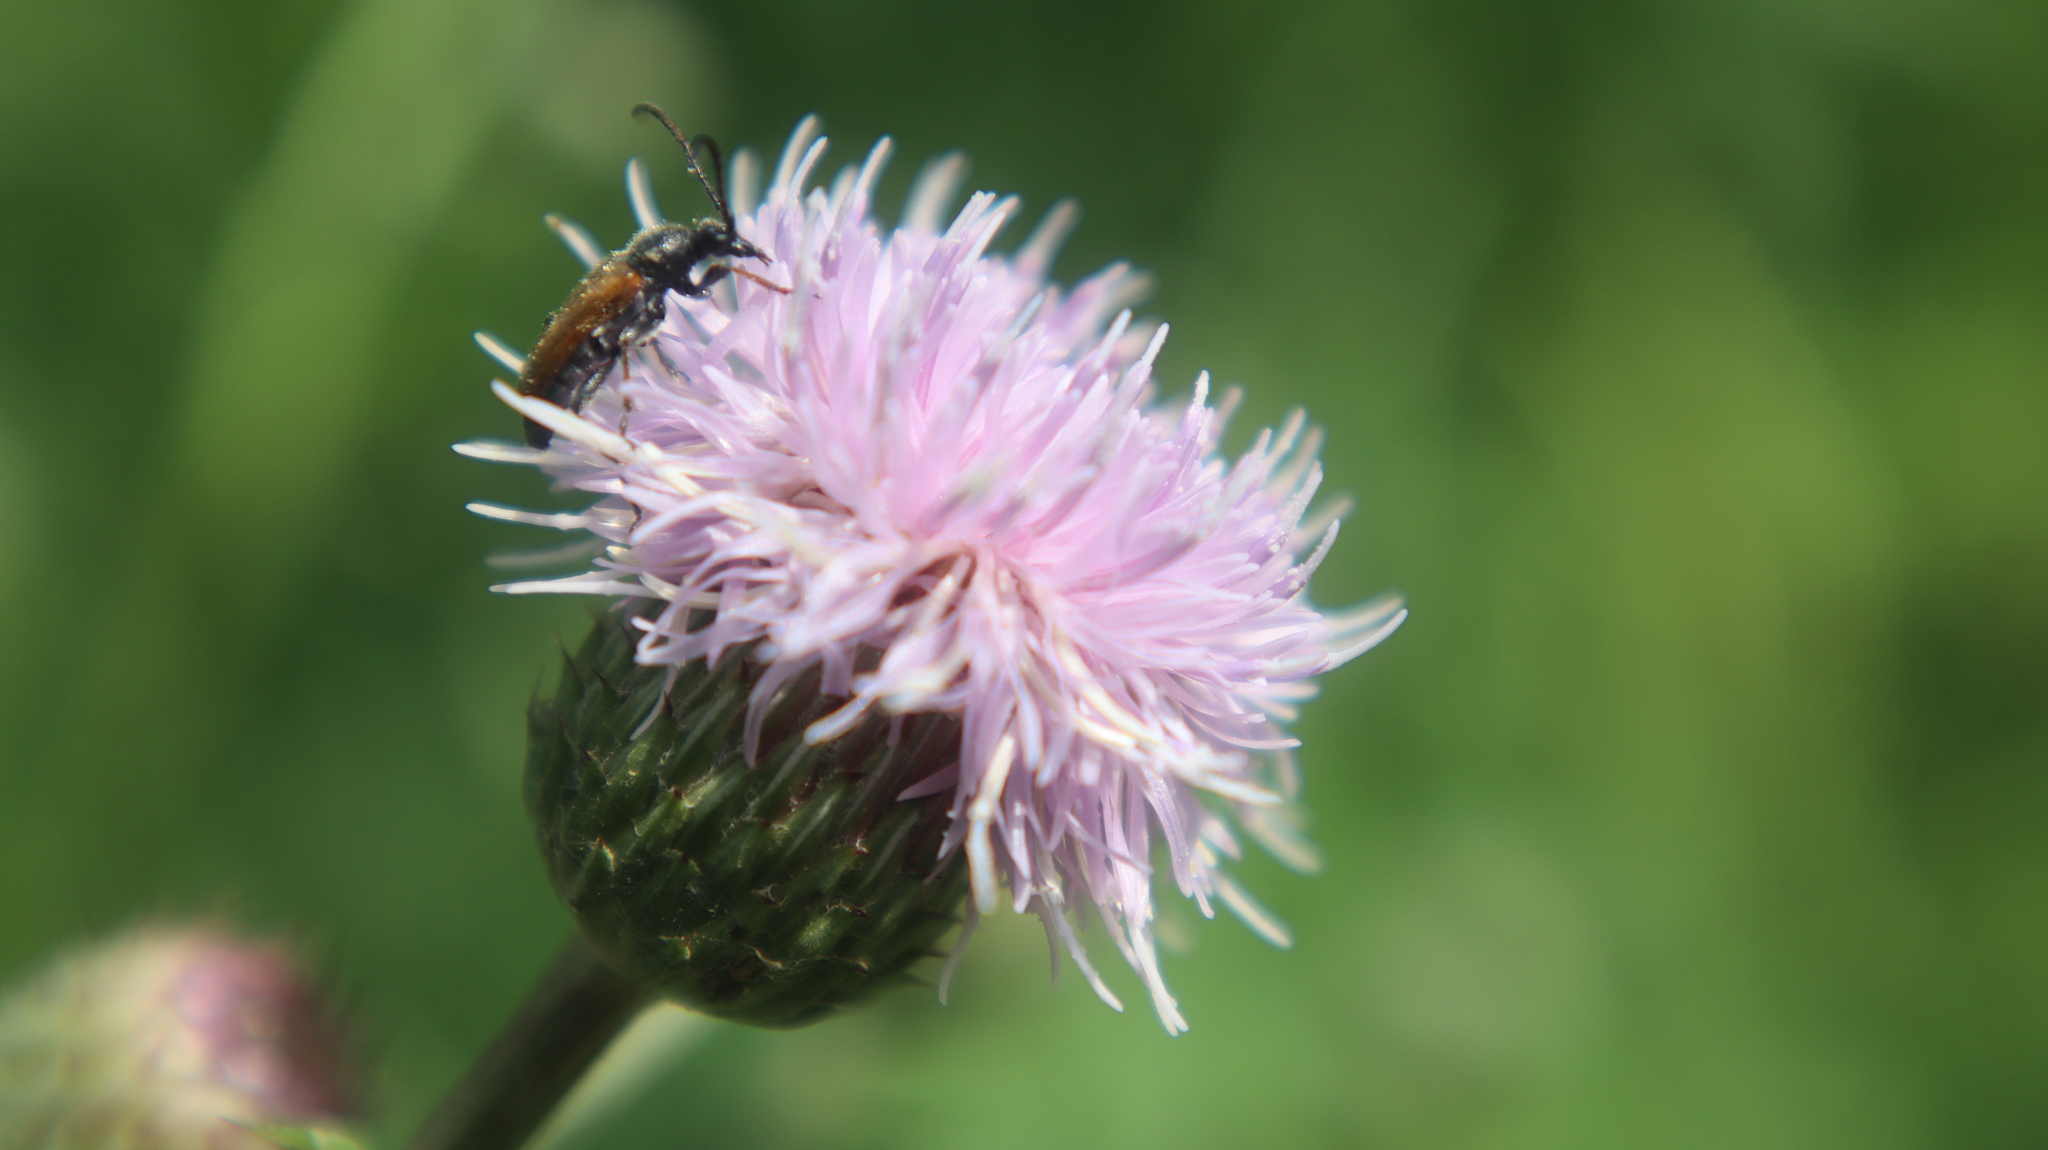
[0,926,354,1149]
[474,118,1403,1032]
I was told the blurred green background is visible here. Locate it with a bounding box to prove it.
[2,0,2045,1146]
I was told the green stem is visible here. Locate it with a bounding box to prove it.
[408,936,649,1150]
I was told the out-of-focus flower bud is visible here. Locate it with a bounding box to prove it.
[0,927,354,1149]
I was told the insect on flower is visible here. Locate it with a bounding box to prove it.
[475,103,787,448]
[466,117,1409,1033]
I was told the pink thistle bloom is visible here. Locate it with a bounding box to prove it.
[467,118,1404,1032]
[0,927,354,1147]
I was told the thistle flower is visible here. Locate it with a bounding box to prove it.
[0,927,354,1149]
[470,118,1404,1032]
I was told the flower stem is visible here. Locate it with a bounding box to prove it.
[408,935,649,1150]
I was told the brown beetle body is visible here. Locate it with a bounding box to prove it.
[512,105,780,447]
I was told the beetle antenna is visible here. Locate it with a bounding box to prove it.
[632,103,732,228]
[689,134,733,228]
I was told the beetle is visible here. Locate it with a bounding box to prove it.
[479,103,784,447]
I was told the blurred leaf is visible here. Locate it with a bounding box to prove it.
[175,0,558,600]
[237,1123,371,1150]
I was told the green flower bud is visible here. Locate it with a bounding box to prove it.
[526,607,969,1028]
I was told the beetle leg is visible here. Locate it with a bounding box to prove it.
[729,264,792,294]
[620,290,668,345]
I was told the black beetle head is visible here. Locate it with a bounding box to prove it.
[626,221,767,291]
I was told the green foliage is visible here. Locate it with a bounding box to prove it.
[240,1123,371,1150]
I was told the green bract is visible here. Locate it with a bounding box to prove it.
[527,606,969,1028]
